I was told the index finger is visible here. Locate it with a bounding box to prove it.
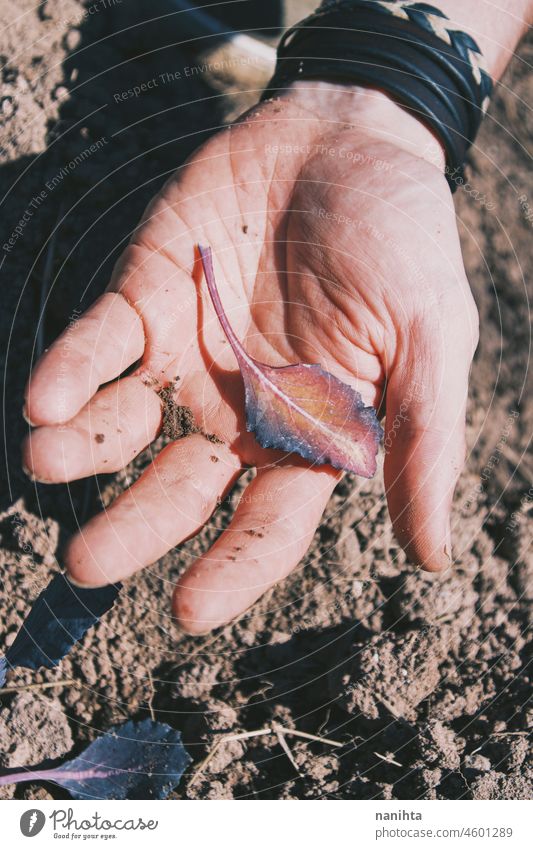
[24,292,145,426]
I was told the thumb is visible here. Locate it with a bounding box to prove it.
[383,313,477,571]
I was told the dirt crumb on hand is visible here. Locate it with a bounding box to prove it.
[158,382,224,445]
[95,433,105,443]
[205,432,224,444]
[158,383,199,440]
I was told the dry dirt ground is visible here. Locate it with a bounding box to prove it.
[0,1,531,800]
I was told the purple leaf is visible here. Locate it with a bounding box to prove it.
[0,719,191,799]
[199,245,382,477]
[0,572,120,686]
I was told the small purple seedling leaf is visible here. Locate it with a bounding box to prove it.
[0,572,121,686]
[0,719,191,800]
[199,245,382,477]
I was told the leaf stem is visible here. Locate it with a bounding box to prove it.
[0,767,118,788]
[198,245,251,365]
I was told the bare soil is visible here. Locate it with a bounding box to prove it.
[0,1,531,800]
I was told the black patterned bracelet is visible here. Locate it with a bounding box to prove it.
[262,0,493,190]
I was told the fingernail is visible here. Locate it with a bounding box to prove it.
[21,462,38,482]
[22,404,37,426]
[66,572,100,589]
[22,463,53,484]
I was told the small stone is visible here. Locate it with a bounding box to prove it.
[1,98,15,118]
[53,86,69,102]
[65,29,82,51]
[351,580,364,598]
[464,754,491,772]
[4,631,17,648]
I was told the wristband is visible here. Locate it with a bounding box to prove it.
[262,0,493,190]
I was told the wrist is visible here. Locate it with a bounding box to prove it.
[283,80,447,172]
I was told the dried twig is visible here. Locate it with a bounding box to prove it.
[280,727,343,748]
[191,727,271,786]
[374,751,403,768]
[190,723,344,787]
[0,678,75,695]
[146,669,156,722]
[273,722,301,776]
[317,709,331,738]
[492,731,529,736]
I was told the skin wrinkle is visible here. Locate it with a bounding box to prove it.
[138,238,190,279]
[294,177,393,306]
[292,255,383,355]
[210,146,290,359]
[206,134,253,280]
[289,298,383,392]
[106,379,160,445]
[297,250,384,357]
[110,290,147,347]
[290,252,392,377]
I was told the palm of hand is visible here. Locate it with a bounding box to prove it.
[24,98,477,633]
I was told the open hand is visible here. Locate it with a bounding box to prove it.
[23,84,478,634]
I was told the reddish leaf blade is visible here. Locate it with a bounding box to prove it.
[198,245,382,477]
[243,360,382,477]
[0,719,191,800]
